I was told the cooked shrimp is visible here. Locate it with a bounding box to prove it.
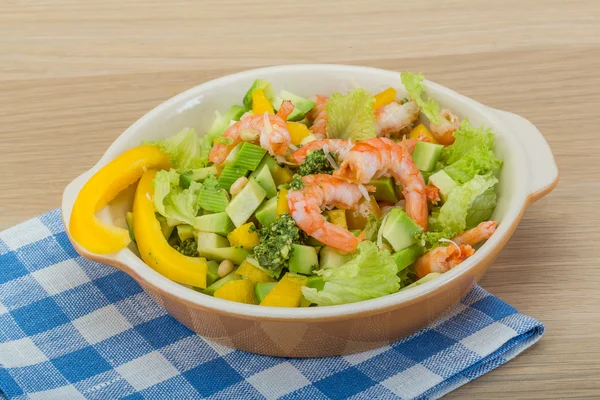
[208,105,294,165]
[430,109,460,145]
[425,185,441,205]
[453,221,497,246]
[287,174,366,253]
[375,101,420,137]
[414,244,474,278]
[291,139,353,164]
[335,138,428,230]
[307,95,328,139]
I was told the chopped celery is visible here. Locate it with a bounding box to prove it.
[232,142,267,171]
[218,165,248,191]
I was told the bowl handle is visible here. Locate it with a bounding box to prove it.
[493,109,558,204]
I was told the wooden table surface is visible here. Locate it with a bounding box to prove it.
[1,1,599,398]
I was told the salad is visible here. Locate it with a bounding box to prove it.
[69,72,502,307]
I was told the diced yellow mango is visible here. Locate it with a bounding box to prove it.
[277,188,289,216]
[286,121,311,145]
[236,260,275,283]
[325,209,348,229]
[227,223,259,250]
[214,279,257,304]
[260,273,308,307]
[272,165,294,186]
[252,89,274,115]
[373,87,397,110]
[409,123,439,144]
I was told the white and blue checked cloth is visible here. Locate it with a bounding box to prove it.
[0,209,544,400]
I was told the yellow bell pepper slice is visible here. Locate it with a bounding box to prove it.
[252,89,274,115]
[236,260,275,283]
[133,169,208,288]
[69,145,170,254]
[227,223,259,250]
[286,121,311,146]
[214,279,257,304]
[260,273,308,307]
[409,123,439,144]
[277,188,289,216]
[373,87,397,110]
[325,209,348,229]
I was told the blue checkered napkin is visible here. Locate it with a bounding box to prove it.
[0,210,544,400]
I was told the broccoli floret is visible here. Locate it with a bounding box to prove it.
[298,149,337,176]
[173,238,199,257]
[252,214,301,271]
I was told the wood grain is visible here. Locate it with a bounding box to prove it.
[1,0,599,397]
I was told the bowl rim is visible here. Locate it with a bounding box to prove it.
[62,63,557,321]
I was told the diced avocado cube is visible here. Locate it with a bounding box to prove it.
[243,79,276,110]
[226,178,267,227]
[401,272,442,291]
[412,142,444,172]
[232,142,267,171]
[206,105,246,137]
[177,225,195,242]
[306,276,324,291]
[350,230,361,237]
[252,154,278,176]
[156,215,175,240]
[198,247,249,265]
[197,232,229,251]
[306,236,324,247]
[254,282,278,303]
[206,260,220,286]
[251,164,277,198]
[224,143,244,165]
[272,90,316,121]
[382,208,422,252]
[368,177,399,203]
[255,197,278,227]
[195,212,235,236]
[204,272,242,296]
[179,166,218,188]
[126,212,136,243]
[288,244,318,275]
[429,170,458,203]
[392,244,424,273]
[319,246,351,269]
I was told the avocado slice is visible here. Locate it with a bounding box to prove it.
[254,282,278,303]
[177,225,195,242]
[243,79,276,110]
[195,212,235,236]
[206,260,220,286]
[400,272,442,291]
[252,154,278,176]
[251,164,277,198]
[428,170,458,203]
[196,232,229,251]
[224,143,244,165]
[392,244,424,273]
[368,177,399,203]
[204,272,242,296]
[255,197,278,227]
[206,105,246,138]
[198,247,249,265]
[272,90,316,121]
[382,208,422,252]
[226,178,267,227]
[288,244,318,275]
[412,142,444,172]
[319,246,351,269]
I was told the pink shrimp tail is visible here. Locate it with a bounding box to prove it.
[277,100,295,121]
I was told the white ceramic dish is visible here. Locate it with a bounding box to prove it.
[61,65,558,356]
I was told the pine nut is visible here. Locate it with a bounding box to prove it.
[229,176,248,196]
[218,260,234,278]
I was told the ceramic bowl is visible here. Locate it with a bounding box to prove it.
[62,65,558,357]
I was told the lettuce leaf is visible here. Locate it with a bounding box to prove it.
[147,128,207,171]
[153,169,201,226]
[400,72,440,123]
[465,188,497,229]
[420,174,498,249]
[301,241,399,306]
[326,88,376,141]
[438,119,502,184]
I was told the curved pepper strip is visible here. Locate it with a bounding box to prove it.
[133,169,208,288]
[69,145,171,254]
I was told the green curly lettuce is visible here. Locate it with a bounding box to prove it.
[146,128,207,171]
[326,88,376,141]
[153,169,201,226]
[400,72,440,124]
